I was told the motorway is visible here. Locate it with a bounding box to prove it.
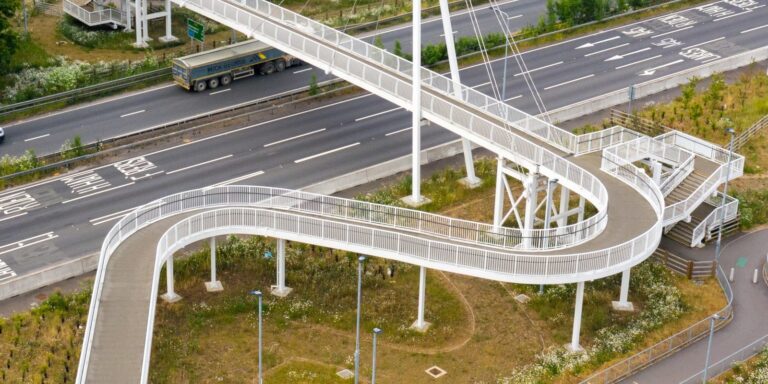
[0,0,767,284]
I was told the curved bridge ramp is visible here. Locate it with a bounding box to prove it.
[77,186,659,383]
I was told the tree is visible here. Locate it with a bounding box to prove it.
[373,36,384,50]
[393,39,403,57]
[308,74,319,96]
[0,0,20,74]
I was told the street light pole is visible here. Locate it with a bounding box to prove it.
[714,128,735,263]
[249,290,263,384]
[703,314,723,382]
[354,256,365,384]
[371,327,382,384]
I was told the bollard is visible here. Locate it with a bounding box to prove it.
[729,267,735,282]
[754,269,759,284]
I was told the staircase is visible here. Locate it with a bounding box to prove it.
[666,199,741,247]
[665,171,708,206]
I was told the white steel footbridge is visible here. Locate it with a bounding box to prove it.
[75,0,744,382]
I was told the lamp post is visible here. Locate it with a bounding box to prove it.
[703,313,723,382]
[354,256,365,384]
[714,128,736,263]
[249,290,263,384]
[371,327,382,384]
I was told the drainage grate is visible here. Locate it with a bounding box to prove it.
[336,369,354,379]
[425,366,447,378]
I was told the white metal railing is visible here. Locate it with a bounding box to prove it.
[659,153,694,196]
[575,126,644,154]
[690,192,740,247]
[679,334,768,384]
[63,0,128,26]
[656,131,745,174]
[600,141,666,219]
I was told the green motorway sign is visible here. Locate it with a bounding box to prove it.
[187,19,205,42]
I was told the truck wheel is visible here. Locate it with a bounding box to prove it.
[194,81,207,92]
[220,74,232,86]
[260,61,275,75]
[276,59,286,72]
[208,77,220,89]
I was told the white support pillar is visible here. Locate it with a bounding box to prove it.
[493,157,505,230]
[543,179,557,247]
[159,0,178,42]
[161,255,182,303]
[271,239,292,297]
[439,0,480,189]
[142,0,150,43]
[205,237,223,292]
[557,186,569,228]
[612,268,634,311]
[569,281,585,352]
[651,160,662,186]
[411,266,431,332]
[522,172,539,248]
[577,196,586,222]
[401,0,429,207]
[133,0,146,47]
[124,0,132,32]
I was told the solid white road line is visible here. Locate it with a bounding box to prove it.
[651,26,694,38]
[507,14,523,20]
[120,109,146,118]
[505,94,522,101]
[24,134,50,142]
[385,127,412,136]
[685,37,725,49]
[544,74,594,90]
[206,170,266,189]
[293,67,313,74]
[166,155,233,175]
[741,24,768,34]
[61,182,135,204]
[471,81,492,89]
[209,89,231,95]
[355,107,402,122]
[513,61,563,77]
[0,232,58,256]
[294,142,360,163]
[615,54,663,69]
[0,212,28,223]
[584,43,630,57]
[264,128,327,147]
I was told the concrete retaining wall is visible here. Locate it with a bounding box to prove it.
[0,253,98,300]
[2,47,767,300]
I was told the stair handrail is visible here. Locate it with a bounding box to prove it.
[690,193,739,246]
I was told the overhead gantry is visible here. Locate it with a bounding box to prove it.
[75,0,744,382]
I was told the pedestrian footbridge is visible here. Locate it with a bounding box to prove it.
[75,0,743,382]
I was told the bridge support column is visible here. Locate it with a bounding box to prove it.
[205,237,223,292]
[557,186,569,228]
[651,160,662,186]
[141,0,150,43]
[493,157,505,230]
[124,0,132,32]
[401,0,430,208]
[438,0,480,189]
[577,196,586,222]
[132,0,146,48]
[612,268,634,311]
[411,266,431,332]
[543,178,558,248]
[568,281,585,352]
[271,239,292,297]
[159,0,178,43]
[522,172,539,248]
[161,256,182,303]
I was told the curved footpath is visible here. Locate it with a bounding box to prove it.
[621,229,768,383]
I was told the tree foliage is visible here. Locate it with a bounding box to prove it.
[0,0,21,74]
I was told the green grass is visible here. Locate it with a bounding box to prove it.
[266,361,350,384]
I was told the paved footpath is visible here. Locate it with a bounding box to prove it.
[621,229,768,383]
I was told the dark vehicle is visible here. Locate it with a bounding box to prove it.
[172,39,301,92]
[0,127,4,143]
